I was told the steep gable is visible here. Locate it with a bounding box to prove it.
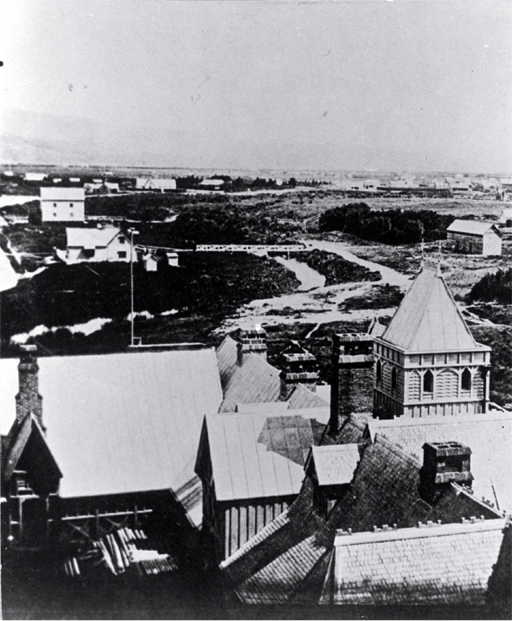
[381,268,479,352]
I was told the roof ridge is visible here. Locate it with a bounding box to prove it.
[369,410,512,428]
[334,517,507,546]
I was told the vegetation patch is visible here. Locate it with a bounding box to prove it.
[319,202,455,245]
[338,284,404,312]
[291,249,380,285]
[465,304,512,327]
[0,252,299,343]
[467,268,512,305]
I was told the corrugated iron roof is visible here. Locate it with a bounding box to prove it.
[66,227,122,248]
[219,353,281,412]
[328,519,507,605]
[380,268,481,352]
[0,350,222,524]
[310,445,361,486]
[203,409,329,502]
[368,411,512,512]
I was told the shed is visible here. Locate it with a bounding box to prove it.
[446,220,502,256]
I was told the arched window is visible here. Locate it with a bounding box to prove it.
[391,367,397,391]
[376,360,382,383]
[461,368,472,391]
[423,370,434,393]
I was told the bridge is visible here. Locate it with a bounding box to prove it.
[195,243,307,255]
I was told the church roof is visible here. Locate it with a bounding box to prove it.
[0,349,222,525]
[367,411,512,513]
[198,409,328,502]
[379,268,482,352]
[326,519,508,606]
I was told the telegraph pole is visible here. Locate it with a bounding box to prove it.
[129,228,139,346]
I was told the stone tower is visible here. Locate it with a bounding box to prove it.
[15,344,44,432]
[373,267,491,419]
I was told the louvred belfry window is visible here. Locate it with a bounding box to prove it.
[461,368,472,391]
[423,370,434,393]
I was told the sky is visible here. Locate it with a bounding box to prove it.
[1,0,511,173]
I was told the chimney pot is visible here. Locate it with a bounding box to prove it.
[419,442,473,504]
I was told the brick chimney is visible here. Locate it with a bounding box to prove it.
[236,327,267,366]
[279,342,318,401]
[15,345,44,432]
[329,333,374,436]
[419,442,473,504]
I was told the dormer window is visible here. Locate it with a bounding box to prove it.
[461,368,472,391]
[423,370,434,393]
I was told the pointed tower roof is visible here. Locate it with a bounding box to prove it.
[380,268,481,352]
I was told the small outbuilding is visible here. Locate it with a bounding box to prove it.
[446,220,502,256]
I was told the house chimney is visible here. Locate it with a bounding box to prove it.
[15,345,44,432]
[236,327,267,366]
[279,341,318,401]
[419,442,473,504]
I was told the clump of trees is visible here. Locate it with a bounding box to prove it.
[319,203,455,245]
[467,268,512,306]
[291,249,380,285]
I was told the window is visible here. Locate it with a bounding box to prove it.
[118,251,127,259]
[53,203,57,207]
[119,237,125,244]
[376,360,382,383]
[53,213,57,218]
[70,213,74,218]
[461,368,472,391]
[391,367,397,391]
[70,203,74,207]
[423,370,434,393]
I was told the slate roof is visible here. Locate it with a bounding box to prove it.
[215,335,238,390]
[447,219,501,237]
[219,353,281,412]
[325,519,508,605]
[309,445,361,486]
[199,409,329,502]
[367,411,512,513]
[66,227,122,249]
[220,416,503,605]
[0,350,222,526]
[379,268,483,352]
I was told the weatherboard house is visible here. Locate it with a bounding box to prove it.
[446,219,502,256]
[59,226,133,264]
[39,186,85,223]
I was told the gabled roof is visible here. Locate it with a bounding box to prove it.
[40,187,85,200]
[379,268,481,352]
[66,227,123,249]
[0,350,222,525]
[219,353,281,412]
[220,416,503,605]
[288,384,328,409]
[367,411,512,512]
[199,409,328,502]
[308,445,361,486]
[215,335,238,389]
[326,519,507,605]
[447,219,501,236]
[2,414,62,496]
